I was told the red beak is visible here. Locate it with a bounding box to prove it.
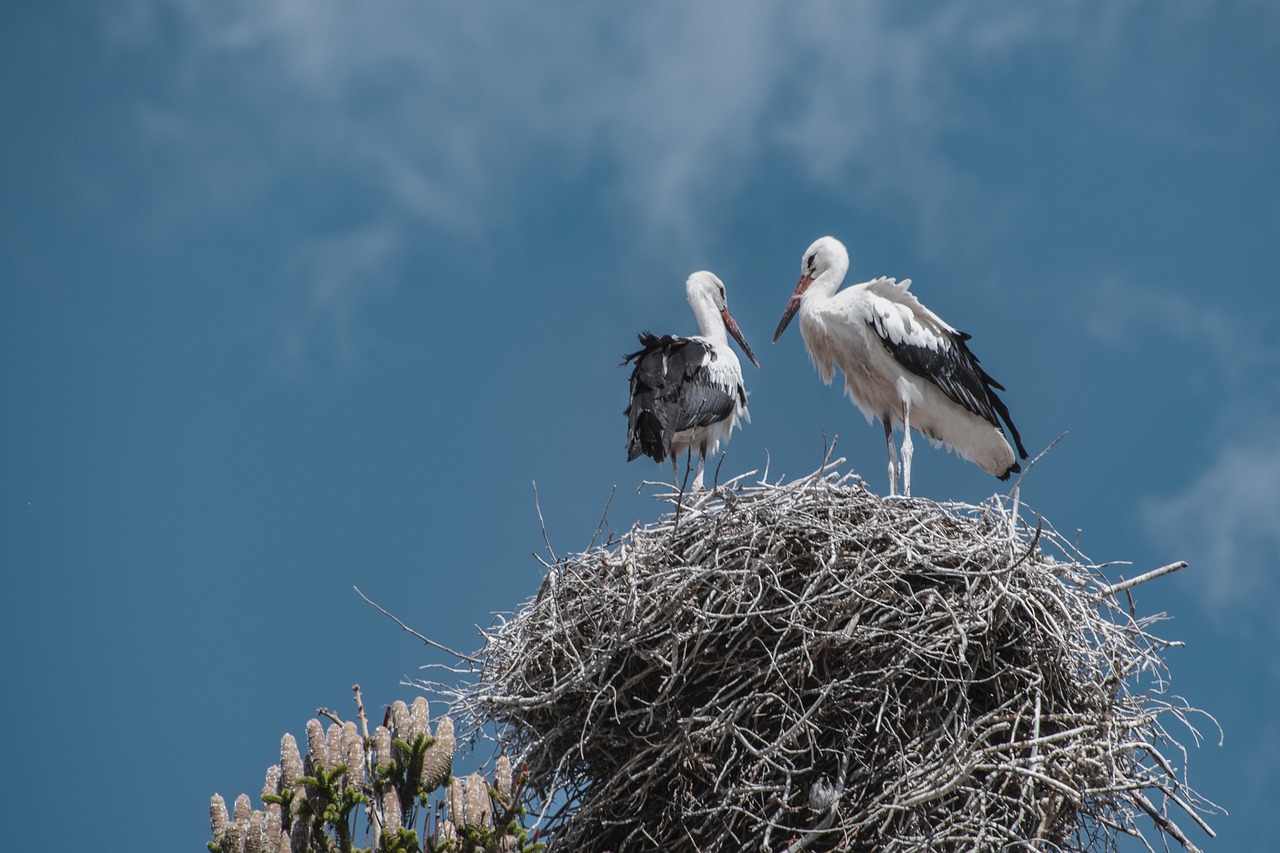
[773,274,812,342]
[721,307,759,368]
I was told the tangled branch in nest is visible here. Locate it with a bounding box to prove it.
[466,459,1218,852]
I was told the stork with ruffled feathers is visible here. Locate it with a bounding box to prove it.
[624,271,759,491]
[773,236,1027,496]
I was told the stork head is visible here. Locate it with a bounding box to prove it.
[773,236,849,342]
[687,271,759,368]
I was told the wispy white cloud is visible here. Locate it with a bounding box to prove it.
[110,2,799,252]
[1084,277,1277,386]
[105,0,1274,377]
[1142,430,1280,615]
[772,4,1081,246]
[271,224,401,376]
[104,1,1151,252]
[1086,277,1280,614]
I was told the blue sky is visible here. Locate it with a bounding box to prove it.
[3,2,1278,849]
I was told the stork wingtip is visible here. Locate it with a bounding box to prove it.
[997,461,1022,481]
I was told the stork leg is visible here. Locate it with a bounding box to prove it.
[692,441,707,492]
[671,455,680,491]
[883,419,898,497]
[900,398,914,497]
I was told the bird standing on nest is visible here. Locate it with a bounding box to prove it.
[774,236,1026,496]
[624,271,759,491]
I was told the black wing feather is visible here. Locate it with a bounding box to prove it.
[623,332,735,463]
[875,325,1028,461]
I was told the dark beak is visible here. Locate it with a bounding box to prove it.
[773,274,812,342]
[721,307,759,368]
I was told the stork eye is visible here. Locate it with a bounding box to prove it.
[806,254,816,273]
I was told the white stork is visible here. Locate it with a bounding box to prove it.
[773,236,1027,496]
[624,271,759,491]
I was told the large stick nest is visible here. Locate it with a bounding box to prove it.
[468,461,1216,852]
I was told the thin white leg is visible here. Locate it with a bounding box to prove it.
[900,399,914,497]
[883,419,898,497]
[693,444,707,491]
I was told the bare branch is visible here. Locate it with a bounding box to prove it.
[1097,562,1189,599]
[354,586,480,665]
